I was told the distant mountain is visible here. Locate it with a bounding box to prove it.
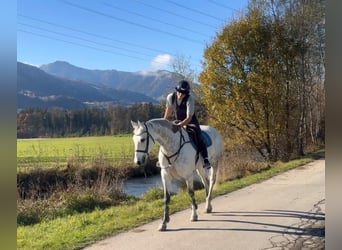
[40,61,181,100]
[17,62,158,110]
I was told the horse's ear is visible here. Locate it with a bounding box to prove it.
[137,121,143,127]
[131,120,138,129]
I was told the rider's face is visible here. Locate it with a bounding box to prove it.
[176,91,185,100]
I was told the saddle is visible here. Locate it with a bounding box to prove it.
[185,125,212,149]
[171,121,212,149]
[169,121,212,165]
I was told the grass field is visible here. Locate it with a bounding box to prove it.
[17,135,134,168]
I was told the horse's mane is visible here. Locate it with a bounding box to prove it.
[146,118,174,131]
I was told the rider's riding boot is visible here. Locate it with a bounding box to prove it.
[203,158,211,169]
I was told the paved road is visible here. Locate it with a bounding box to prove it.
[85,159,325,250]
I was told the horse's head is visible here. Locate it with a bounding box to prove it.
[131,121,156,166]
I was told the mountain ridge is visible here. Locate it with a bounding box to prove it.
[39,61,180,101]
[17,62,160,110]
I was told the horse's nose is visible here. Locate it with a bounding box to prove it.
[134,155,141,166]
[135,155,146,166]
[134,157,141,166]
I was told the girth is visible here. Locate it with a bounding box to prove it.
[161,128,191,165]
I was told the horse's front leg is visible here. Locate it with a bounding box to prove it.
[159,189,170,231]
[186,176,198,221]
[159,170,171,231]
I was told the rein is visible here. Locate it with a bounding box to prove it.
[134,123,155,156]
[161,128,191,165]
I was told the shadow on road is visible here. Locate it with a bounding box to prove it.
[166,209,325,238]
[212,209,325,220]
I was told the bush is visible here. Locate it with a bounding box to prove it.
[17,210,41,226]
[65,193,112,213]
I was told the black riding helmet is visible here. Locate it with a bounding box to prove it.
[175,80,190,94]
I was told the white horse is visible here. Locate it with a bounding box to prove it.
[131,118,224,231]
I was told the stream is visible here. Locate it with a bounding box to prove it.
[123,175,182,197]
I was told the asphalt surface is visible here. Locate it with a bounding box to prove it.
[84,159,325,250]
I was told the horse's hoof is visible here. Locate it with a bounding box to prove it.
[158,223,167,231]
[206,206,212,213]
[191,215,198,221]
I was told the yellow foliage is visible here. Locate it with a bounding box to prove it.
[199,8,290,161]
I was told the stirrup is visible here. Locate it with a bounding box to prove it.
[203,159,211,169]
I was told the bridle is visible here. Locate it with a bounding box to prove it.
[134,123,155,156]
[134,121,191,166]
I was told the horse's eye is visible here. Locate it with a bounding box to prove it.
[140,138,146,143]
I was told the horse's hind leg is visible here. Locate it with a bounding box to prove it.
[196,167,210,196]
[186,177,198,221]
[206,163,218,213]
[196,167,211,211]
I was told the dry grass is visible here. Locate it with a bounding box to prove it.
[17,155,131,226]
[217,146,270,184]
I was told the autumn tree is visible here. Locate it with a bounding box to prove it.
[199,0,325,161]
[249,0,325,157]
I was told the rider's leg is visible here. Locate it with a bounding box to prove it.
[200,142,211,169]
[195,127,211,169]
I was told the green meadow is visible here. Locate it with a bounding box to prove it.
[17,135,134,169]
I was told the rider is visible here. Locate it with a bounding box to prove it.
[164,79,211,169]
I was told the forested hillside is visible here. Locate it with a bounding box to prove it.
[17,103,163,138]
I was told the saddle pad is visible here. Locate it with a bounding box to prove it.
[201,130,212,147]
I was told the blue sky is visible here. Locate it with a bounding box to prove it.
[17,0,249,72]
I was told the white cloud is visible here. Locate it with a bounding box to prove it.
[150,54,173,70]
